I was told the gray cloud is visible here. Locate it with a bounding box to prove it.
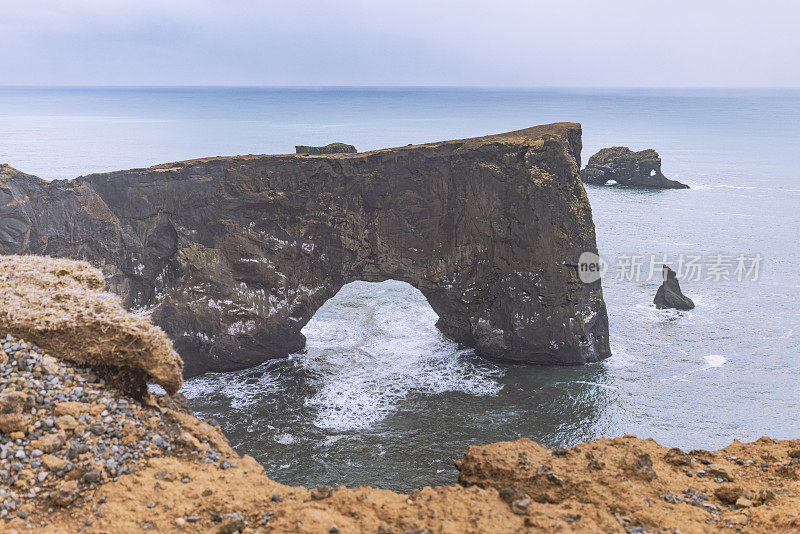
[1,0,798,86]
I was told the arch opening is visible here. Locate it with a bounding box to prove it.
[298,279,504,431]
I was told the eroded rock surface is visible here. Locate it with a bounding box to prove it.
[295,142,357,154]
[453,435,800,534]
[581,146,689,188]
[0,123,610,375]
[0,255,183,396]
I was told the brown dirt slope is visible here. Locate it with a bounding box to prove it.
[11,427,800,533]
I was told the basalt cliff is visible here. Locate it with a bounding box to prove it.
[0,122,610,376]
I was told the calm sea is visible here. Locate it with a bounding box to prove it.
[2,87,799,491]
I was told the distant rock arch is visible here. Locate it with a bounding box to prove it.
[580,147,689,189]
[0,123,610,376]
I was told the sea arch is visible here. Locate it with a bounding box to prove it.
[0,123,610,376]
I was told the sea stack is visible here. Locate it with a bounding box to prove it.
[654,265,695,310]
[581,147,689,188]
[295,142,357,154]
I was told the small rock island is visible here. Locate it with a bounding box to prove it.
[581,147,689,188]
[295,142,357,154]
[654,265,695,310]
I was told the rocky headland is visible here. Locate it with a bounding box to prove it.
[0,123,610,376]
[581,147,689,189]
[1,255,799,533]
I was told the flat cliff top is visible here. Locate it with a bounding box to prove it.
[0,122,581,186]
[3,122,579,182]
[2,123,581,183]
[149,121,582,165]
[0,256,798,533]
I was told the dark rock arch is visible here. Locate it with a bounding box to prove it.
[0,123,610,376]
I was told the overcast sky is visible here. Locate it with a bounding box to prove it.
[2,0,798,87]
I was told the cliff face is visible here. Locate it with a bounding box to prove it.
[581,146,689,188]
[0,123,610,376]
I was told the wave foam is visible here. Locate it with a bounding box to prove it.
[181,363,281,410]
[300,280,504,431]
[703,354,727,368]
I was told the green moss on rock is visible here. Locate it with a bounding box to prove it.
[178,243,222,271]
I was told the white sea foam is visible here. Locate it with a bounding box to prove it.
[602,348,638,368]
[181,365,280,410]
[703,354,727,368]
[274,433,296,445]
[681,181,710,190]
[299,280,504,431]
[717,184,758,190]
[180,282,503,433]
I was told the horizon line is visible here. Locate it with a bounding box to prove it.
[1,84,800,91]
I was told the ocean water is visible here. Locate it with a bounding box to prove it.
[2,87,799,491]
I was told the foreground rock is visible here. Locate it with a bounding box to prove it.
[581,146,689,188]
[0,123,610,376]
[295,142,357,154]
[0,333,259,532]
[654,265,696,310]
[0,255,183,397]
[454,436,800,534]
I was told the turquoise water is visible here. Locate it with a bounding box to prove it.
[2,87,799,491]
